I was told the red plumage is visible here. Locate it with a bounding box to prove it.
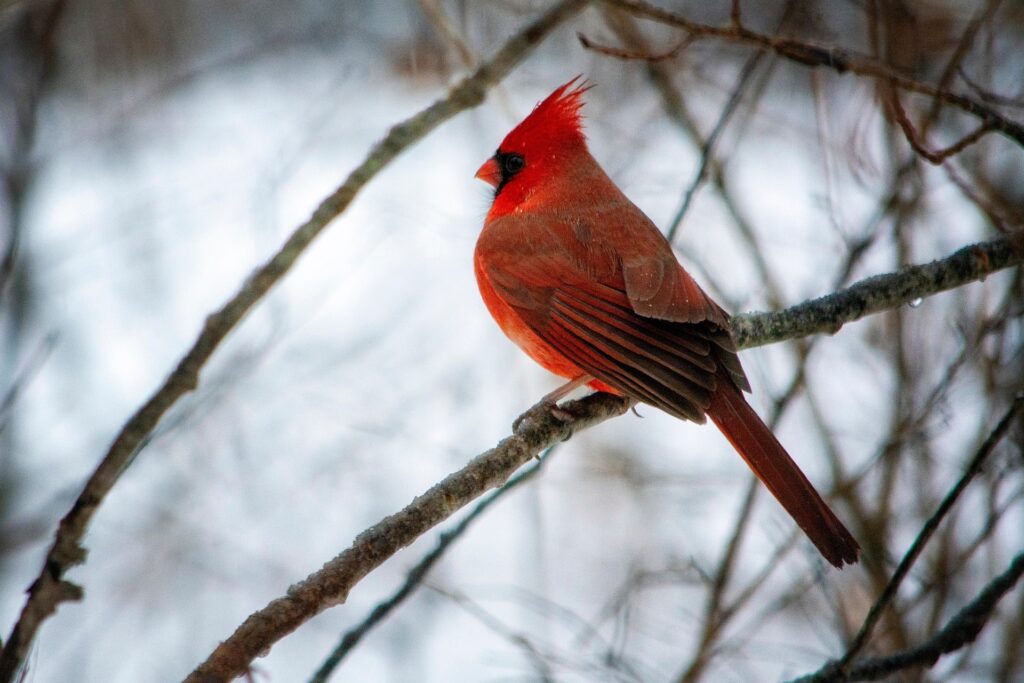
[474,79,859,567]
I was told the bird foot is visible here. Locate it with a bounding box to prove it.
[512,400,576,434]
[511,376,592,434]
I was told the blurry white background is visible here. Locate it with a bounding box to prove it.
[1,1,1022,681]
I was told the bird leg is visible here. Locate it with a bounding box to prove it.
[512,375,594,433]
[542,374,593,404]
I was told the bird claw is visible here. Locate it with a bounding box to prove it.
[550,405,575,423]
[512,401,576,434]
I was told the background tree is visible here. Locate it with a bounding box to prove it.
[1,1,1021,681]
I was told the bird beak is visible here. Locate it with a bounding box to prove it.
[474,158,501,188]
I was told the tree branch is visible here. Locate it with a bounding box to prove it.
[730,231,1023,349]
[186,231,1020,681]
[603,0,1024,149]
[0,1,590,680]
[186,393,630,682]
[836,395,1024,670]
[887,89,994,165]
[308,448,553,683]
[790,550,1024,682]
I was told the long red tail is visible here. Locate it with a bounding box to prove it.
[706,383,860,567]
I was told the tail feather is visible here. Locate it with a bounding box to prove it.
[706,383,860,567]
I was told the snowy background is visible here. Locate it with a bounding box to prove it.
[1,1,1021,681]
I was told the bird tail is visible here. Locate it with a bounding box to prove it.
[706,382,860,568]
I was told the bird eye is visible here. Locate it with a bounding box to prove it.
[502,153,525,175]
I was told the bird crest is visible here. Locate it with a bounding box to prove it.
[498,76,592,154]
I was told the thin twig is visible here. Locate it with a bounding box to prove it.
[944,163,1021,231]
[920,0,1001,129]
[663,48,764,243]
[187,390,629,682]
[308,449,553,682]
[416,0,477,69]
[958,67,1024,109]
[676,476,758,683]
[604,10,785,305]
[837,395,1024,667]
[603,0,1024,148]
[191,230,1019,681]
[426,585,560,680]
[577,31,691,62]
[790,550,1024,682]
[577,24,767,243]
[0,1,591,680]
[0,333,57,430]
[887,90,993,164]
[794,395,1024,682]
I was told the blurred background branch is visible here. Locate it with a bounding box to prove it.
[0,1,1021,682]
[0,1,588,678]
[794,550,1024,683]
[606,0,1024,146]
[190,238,1019,680]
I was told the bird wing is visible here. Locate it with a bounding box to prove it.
[477,209,748,423]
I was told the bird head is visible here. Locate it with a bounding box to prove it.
[475,77,592,209]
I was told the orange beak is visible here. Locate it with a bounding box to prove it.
[474,157,501,188]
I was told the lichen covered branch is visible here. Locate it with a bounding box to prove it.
[186,392,629,682]
[0,1,589,679]
[731,232,1023,349]
[186,230,1019,681]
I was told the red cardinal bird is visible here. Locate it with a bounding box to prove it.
[473,78,859,568]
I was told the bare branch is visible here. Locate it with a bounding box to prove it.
[958,67,1024,109]
[308,450,552,683]
[186,392,630,682]
[0,0,590,679]
[577,31,690,62]
[188,230,1019,681]
[417,0,477,69]
[663,47,764,243]
[836,395,1024,671]
[602,10,788,306]
[887,90,993,165]
[790,550,1024,682]
[730,231,1024,349]
[676,477,759,683]
[603,0,1024,148]
[943,164,1021,232]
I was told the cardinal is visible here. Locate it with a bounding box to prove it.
[473,78,859,568]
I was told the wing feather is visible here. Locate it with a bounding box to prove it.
[549,296,715,395]
[477,209,751,416]
[545,317,708,422]
[561,286,715,366]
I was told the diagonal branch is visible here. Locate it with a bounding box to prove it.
[887,89,994,165]
[308,449,552,683]
[186,393,630,682]
[603,0,1024,149]
[186,230,1020,682]
[730,231,1023,348]
[809,394,1024,679]
[790,550,1024,683]
[663,45,764,243]
[0,1,590,679]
